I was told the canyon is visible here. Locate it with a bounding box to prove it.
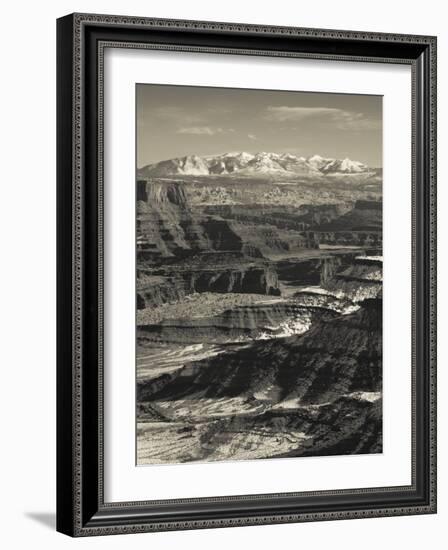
[136,153,383,465]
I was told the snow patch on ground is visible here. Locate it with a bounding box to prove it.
[348,391,382,403]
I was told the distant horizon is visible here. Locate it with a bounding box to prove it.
[137,84,382,168]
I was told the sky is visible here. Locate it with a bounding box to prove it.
[136,84,382,168]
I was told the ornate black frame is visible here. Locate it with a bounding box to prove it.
[57,13,437,536]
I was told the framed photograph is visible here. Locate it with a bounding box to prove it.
[57,13,437,536]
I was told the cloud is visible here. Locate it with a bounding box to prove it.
[265,106,380,130]
[265,106,342,121]
[151,107,203,124]
[176,126,233,135]
[335,113,381,131]
[151,106,232,124]
[248,133,257,140]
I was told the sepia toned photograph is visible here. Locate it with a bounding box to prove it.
[135,84,383,465]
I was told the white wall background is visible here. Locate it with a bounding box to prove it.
[0,0,445,548]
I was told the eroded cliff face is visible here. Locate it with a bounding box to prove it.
[138,298,381,403]
[136,276,187,310]
[204,203,351,229]
[301,200,382,248]
[137,298,382,463]
[137,264,280,309]
[138,180,286,258]
[304,230,382,248]
[323,257,382,302]
[313,200,382,231]
[137,180,233,258]
[137,181,382,303]
[275,253,357,286]
[171,255,280,296]
[137,302,337,345]
[137,181,285,306]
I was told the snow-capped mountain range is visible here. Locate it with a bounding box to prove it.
[138,152,375,179]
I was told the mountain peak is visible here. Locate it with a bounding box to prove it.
[308,154,325,161]
[138,152,373,179]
